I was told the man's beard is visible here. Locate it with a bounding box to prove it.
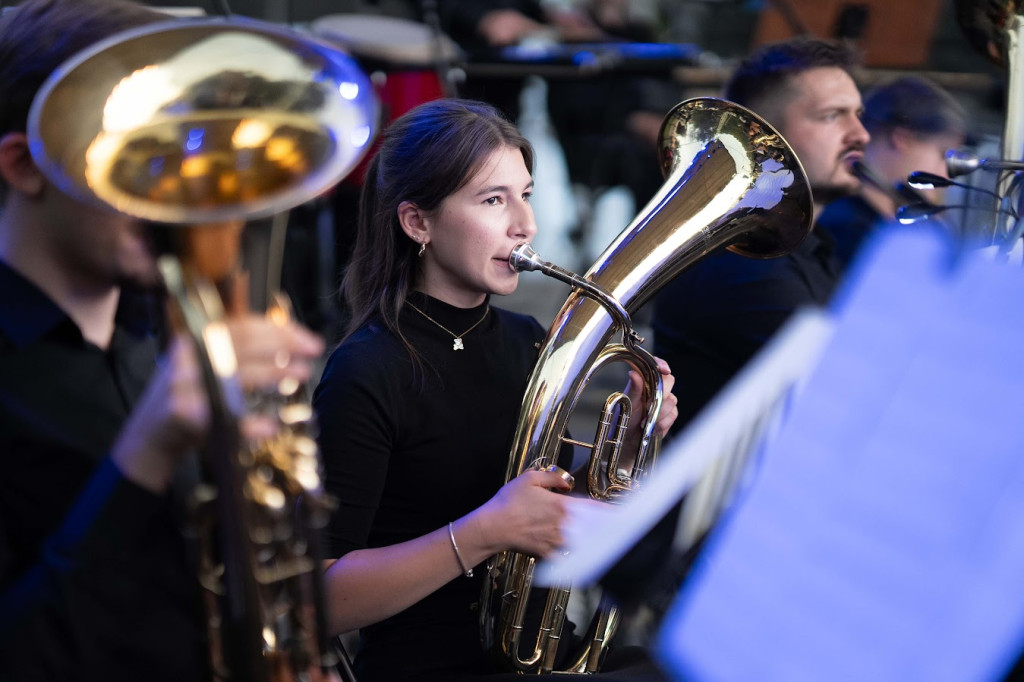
[115,222,163,290]
[114,269,162,290]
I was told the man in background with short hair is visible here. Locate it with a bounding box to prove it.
[651,37,870,434]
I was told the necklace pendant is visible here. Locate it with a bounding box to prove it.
[453,337,464,351]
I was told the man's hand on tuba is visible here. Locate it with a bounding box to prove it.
[109,317,324,493]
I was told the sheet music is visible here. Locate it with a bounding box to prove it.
[535,307,836,588]
[656,227,1024,682]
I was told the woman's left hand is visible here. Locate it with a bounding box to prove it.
[625,356,678,438]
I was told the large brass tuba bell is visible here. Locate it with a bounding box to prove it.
[28,17,378,681]
[480,97,812,674]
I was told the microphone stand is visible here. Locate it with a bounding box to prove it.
[896,202,1023,253]
[211,0,232,17]
[420,0,459,97]
[945,150,1024,252]
[997,173,1024,259]
[766,0,812,37]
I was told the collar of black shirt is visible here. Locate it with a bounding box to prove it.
[0,260,71,349]
[0,260,163,350]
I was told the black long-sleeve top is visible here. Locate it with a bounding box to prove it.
[816,194,887,274]
[0,261,203,681]
[313,292,548,680]
[316,290,674,682]
[650,228,841,435]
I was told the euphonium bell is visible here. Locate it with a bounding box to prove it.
[28,17,378,681]
[480,97,812,674]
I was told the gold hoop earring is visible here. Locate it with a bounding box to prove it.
[418,241,426,257]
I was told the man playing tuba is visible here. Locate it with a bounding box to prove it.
[0,1,325,679]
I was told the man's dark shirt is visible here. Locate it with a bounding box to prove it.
[650,228,841,435]
[0,261,202,680]
[816,194,886,275]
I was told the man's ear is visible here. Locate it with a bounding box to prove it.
[397,200,430,246]
[0,132,45,197]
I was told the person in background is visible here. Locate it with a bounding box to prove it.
[650,37,870,434]
[0,1,325,679]
[817,75,968,272]
[441,0,680,220]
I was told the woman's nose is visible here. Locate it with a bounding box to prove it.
[511,201,538,241]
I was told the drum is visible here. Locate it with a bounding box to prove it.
[312,14,461,185]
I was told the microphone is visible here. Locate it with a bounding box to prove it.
[945,149,1024,178]
[907,171,1004,203]
[896,202,1018,225]
[896,202,953,224]
[850,160,927,208]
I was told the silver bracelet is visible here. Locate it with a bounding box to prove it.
[447,521,473,578]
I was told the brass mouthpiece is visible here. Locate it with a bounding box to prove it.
[508,242,543,273]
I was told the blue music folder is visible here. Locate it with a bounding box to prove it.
[656,226,1024,682]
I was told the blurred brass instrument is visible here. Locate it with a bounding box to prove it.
[28,18,378,681]
[480,98,812,674]
[955,0,1024,245]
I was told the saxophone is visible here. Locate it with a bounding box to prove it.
[480,98,814,674]
[27,17,379,680]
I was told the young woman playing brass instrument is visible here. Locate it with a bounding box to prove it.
[313,98,677,681]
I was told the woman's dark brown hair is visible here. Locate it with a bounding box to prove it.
[341,98,534,367]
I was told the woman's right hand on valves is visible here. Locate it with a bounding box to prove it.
[471,468,577,559]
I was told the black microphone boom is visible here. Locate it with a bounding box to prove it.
[907,171,1005,204]
[851,160,927,208]
[896,202,1018,225]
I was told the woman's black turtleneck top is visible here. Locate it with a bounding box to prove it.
[313,292,547,680]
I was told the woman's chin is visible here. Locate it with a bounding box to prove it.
[490,278,519,298]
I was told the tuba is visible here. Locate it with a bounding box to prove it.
[28,17,378,681]
[480,98,812,674]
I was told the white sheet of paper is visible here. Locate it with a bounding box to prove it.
[656,227,1024,682]
[535,307,835,588]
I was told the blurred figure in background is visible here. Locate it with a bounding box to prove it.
[0,1,325,679]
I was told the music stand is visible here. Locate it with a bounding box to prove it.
[535,306,836,590]
[656,226,1024,681]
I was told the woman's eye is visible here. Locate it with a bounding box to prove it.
[522,192,532,203]
[484,196,501,206]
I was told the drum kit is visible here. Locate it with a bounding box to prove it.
[310,14,459,185]
[306,12,701,184]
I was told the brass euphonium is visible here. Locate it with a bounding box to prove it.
[28,17,378,681]
[480,98,812,674]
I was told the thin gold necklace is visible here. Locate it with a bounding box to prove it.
[407,301,490,351]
